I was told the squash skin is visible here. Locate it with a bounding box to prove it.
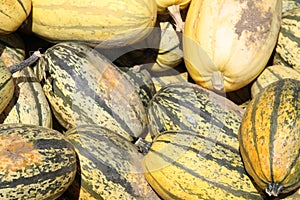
[183,0,282,92]
[238,79,300,196]
[64,124,160,200]
[273,7,300,72]
[155,0,191,13]
[0,33,52,127]
[31,0,157,48]
[251,65,300,98]
[0,123,77,200]
[144,82,263,199]
[282,0,300,13]
[0,0,31,34]
[34,42,148,141]
[0,63,14,115]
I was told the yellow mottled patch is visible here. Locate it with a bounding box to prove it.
[0,133,42,171]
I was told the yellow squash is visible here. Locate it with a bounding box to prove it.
[155,0,191,31]
[0,0,31,34]
[183,0,282,92]
[31,0,157,48]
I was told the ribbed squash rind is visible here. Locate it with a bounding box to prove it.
[144,82,263,199]
[0,123,77,200]
[34,42,147,141]
[239,79,300,196]
[0,0,31,34]
[31,0,157,48]
[183,0,282,92]
[0,33,52,127]
[251,65,300,98]
[64,124,160,200]
[273,7,300,72]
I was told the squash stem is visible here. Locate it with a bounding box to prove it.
[167,5,185,32]
[8,50,42,74]
[211,71,225,92]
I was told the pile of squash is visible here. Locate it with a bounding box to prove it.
[0,0,299,199]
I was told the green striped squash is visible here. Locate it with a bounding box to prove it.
[0,0,31,34]
[34,42,148,141]
[251,65,300,98]
[141,20,183,72]
[0,67,52,127]
[151,70,188,92]
[0,62,14,115]
[64,124,160,200]
[98,19,183,72]
[273,8,300,72]
[239,79,300,197]
[282,0,300,13]
[147,82,245,138]
[143,114,263,199]
[0,34,52,127]
[0,123,77,200]
[118,66,156,110]
[31,0,157,48]
[143,130,264,199]
[0,33,25,115]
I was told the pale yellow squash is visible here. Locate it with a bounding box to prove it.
[183,0,282,92]
[31,0,157,48]
[0,0,31,34]
[155,0,191,32]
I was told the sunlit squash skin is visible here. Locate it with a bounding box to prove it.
[155,0,191,13]
[0,0,31,34]
[31,0,157,48]
[239,79,300,197]
[183,0,282,92]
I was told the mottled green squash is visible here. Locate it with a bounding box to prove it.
[273,8,300,72]
[0,123,77,200]
[251,65,300,98]
[34,42,148,141]
[0,34,52,127]
[64,124,160,200]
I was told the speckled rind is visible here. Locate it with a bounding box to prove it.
[144,82,263,199]
[0,123,77,200]
[64,124,160,200]
[239,79,300,195]
[34,42,148,141]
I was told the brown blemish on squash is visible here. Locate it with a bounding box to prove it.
[0,133,42,171]
[234,1,273,45]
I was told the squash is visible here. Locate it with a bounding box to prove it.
[31,0,157,48]
[272,7,300,72]
[155,0,191,13]
[0,0,31,34]
[98,18,183,72]
[143,82,264,199]
[64,124,160,200]
[34,42,148,141]
[251,65,300,98]
[145,20,183,71]
[118,66,156,110]
[282,0,300,13]
[0,67,53,127]
[0,34,52,127]
[238,78,300,197]
[0,62,14,115]
[147,82,246,138]
[151,69,188,91]
[183,0,282,92]
[0,123,77,200]
[155,0,191,32]
[0,33,24,115]
[143,129,265,199]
